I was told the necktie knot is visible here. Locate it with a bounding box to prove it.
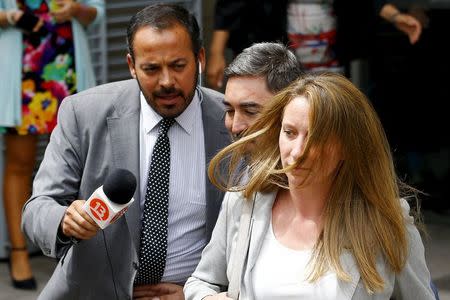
[159,118,174,136]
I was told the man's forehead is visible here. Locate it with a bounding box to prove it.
[225,75,272,93]
[133,24,193,49]
[224,77,273,108]
[139,57,188,65]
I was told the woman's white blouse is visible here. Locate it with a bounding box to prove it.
[252,219,346,300]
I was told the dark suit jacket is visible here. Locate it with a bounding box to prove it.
[22,79,230,299]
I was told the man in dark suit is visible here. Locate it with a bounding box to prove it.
[21,4,229,299]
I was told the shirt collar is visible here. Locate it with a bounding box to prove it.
[140,88,202,135]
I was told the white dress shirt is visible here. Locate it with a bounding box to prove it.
[139,89,207,284]
[252,219,344,300]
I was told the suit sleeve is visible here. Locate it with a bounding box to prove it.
[21,97,83,259]
[184,192,236,300]
[392,199,435,299]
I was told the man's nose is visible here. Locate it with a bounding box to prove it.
[231,114,247,136]
[159,68,174,87]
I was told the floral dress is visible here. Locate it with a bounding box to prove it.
[11,0,76,135]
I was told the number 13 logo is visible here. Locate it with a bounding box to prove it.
[89,198,109,221]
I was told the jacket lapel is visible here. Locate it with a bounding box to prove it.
[338,252,361,299]
[246,191,277,272]
[200,88,230,239]
[107,80,141,255]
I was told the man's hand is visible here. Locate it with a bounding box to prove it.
[133,282,184,300]
[204,292,233,300]
[61,200,99,240]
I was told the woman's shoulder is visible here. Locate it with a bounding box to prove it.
[222,190,277,219]
[223,190,277,206]
[399,197,416,225]
[222,191,246,216]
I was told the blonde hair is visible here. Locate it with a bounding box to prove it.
[209,72,410,293]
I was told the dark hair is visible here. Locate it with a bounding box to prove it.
[225,42,305,93]
[126,3,202,60]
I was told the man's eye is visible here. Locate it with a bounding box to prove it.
[245,110,260,116]
[143,66,158,73]
[173,64,186,70]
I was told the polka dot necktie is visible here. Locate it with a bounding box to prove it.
[135,118,174,285]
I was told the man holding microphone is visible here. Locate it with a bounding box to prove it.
[22,4,229,299]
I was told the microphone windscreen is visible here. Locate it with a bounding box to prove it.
[103,169,137,204]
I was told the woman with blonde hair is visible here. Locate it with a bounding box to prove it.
[184,72,434,299]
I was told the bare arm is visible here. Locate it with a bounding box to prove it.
[0,10,8,27]
[51,0,98,26]
[207,30,229,90]
[379,3,422,44]
[0,9,23,28]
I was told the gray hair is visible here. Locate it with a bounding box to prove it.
[225,42,304,93]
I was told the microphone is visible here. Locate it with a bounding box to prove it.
[83,168,137,229]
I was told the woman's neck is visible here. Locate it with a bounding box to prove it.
[283,181,331,219]
[272,188,327,250]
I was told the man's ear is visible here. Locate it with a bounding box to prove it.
[127,53,136,79]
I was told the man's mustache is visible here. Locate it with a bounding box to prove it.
[232,131,243,141]
[153,87,183,97]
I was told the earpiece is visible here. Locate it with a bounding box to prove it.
[198,61,202,86]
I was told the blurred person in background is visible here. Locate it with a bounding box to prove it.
[207,0,289,90]
[207,0,422,89]
[0,0,104,290]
